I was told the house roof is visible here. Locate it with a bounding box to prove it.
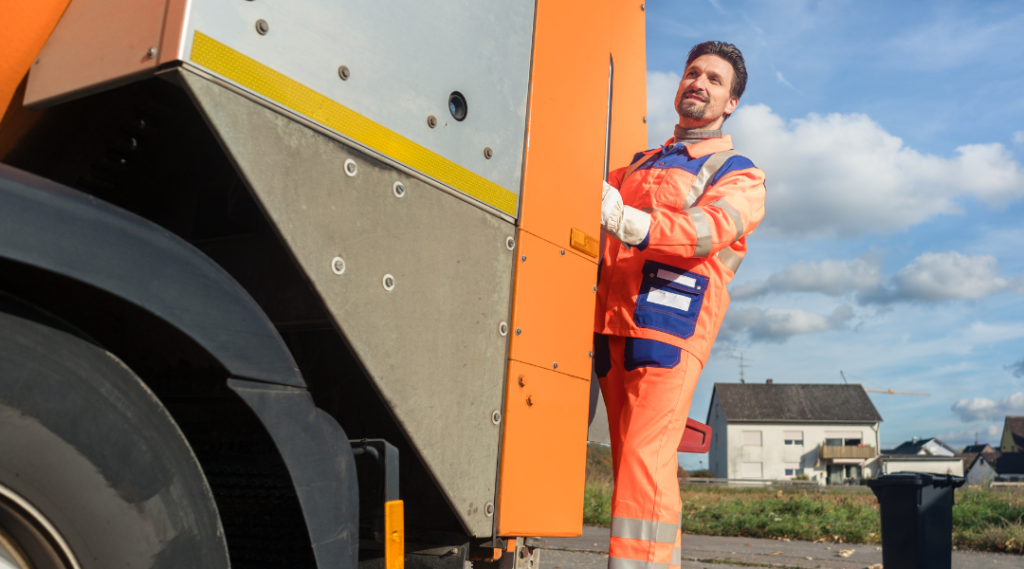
[709,383,883,424]
[958,444,1001,470]
[1006,417,1024,449]
[885,437,956,456]
[994,452,1024,475]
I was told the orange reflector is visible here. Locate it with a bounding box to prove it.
[569,228,599,258]
[385,500,404,569]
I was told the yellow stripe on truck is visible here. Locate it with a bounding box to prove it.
[190,31,518,217]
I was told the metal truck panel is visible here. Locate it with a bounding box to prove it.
[497,360,589,537]
[23,0,169,108]
[0,0,71,116]
[180,0,533,217]
[508,230,596,381]
[183,70,513,536]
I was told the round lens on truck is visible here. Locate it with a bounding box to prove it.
[448,92,467,121]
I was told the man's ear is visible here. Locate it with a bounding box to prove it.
[725,96,739,116]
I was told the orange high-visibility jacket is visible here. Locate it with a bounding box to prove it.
[594,135,766,365]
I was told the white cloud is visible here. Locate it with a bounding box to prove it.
[725,104,1024,238]
[863,251,1024,304]
[731,257,883,300]
[951,392,1024,422]
[647,71,681,149]
[775,71,796,91]
[721,305,853,343]
[732,251,1024,304]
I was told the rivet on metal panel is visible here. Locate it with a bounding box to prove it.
[255,19,270,35]
[485,502,494,517]
[560,249,565,256]
[552,363,558,370]
[331,257,346,275]
[484,147,493,159]
[344,159,358,177]
[588,351,593,358]
[506,236,515,250]
[526,396,534,406]
[593,286,598,292]
[515,328,521,336]
[383,274,396,291]
[491,410,501,425]
[643,116,647,124]
[520,255,526,262]
[427,115,438,128]
[338,65,351,80]
[518,376,526,387]
[393,181,406,198]
[146,47,158,59]
[640,4,645,11]
[499,322,509,336]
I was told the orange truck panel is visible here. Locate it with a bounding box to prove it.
[497,0,647,538]
[508,231,596,381]
[497,361,590,536]
[0,0,72,117]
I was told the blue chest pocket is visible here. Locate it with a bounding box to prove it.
[633,261,708,340]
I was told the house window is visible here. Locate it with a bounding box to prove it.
[742,431,762,446]
[741,462,762,478]
[784,431,803,445]
[825,431,863,446]
[784,462,802,476]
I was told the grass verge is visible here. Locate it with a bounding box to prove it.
[582,479,1024,554]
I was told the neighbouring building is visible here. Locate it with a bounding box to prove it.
[960,443,1001,486]
[706,382,882,485]
[994,453,1024,481]
[881,437,964,477]
[1000,416,1024,453]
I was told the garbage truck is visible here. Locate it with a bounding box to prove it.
[0,1,648,568]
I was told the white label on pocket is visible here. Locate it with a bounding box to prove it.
[647,286,692,311]
[656,269,697,288]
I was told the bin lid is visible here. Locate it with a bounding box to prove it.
[867,472,966,489]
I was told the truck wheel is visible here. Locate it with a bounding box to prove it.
[0,294,230,569]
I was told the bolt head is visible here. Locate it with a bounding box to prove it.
[552,362,558,370]
[518,376,526,387]
[593,285,598,292]
[427,115,438,128]
[560,249,565,256]
[588,351,593,358]
[515,328,521,336]
[643,116,647,124]
[255,19,269,35]
[146,47,158,58]
[521,255,527,262]
[526,396,534,406]
[483,147,493,159]
[338,65,350,80]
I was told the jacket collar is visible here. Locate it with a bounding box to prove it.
[661,135,733,159]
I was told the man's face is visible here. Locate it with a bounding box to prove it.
[675,54,739,127]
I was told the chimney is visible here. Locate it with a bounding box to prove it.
[766,379,773,385]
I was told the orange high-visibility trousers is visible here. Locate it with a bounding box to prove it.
[597,335,702,569]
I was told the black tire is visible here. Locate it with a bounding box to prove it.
[0,293,230,569]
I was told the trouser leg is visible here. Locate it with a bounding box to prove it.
[598,335,627,479]
[605,340,702,569]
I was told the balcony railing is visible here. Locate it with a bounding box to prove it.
[818,445,876,459]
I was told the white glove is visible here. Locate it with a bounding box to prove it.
[601,181,651,247]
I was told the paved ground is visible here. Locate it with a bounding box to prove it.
[541,526,1021,569]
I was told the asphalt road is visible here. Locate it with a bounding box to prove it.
[541,526,1021,569]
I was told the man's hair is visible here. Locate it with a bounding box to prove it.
[686,41,747,101]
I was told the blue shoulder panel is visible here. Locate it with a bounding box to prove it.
[710,155,756,186]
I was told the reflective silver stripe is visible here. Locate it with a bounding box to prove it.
[710,198,743,244]
[684,208,712,258]
[672,547,682,566]
[716,247,743,273]
[685,150,738,208]
[608,559,670,569]
[611,517,680,544]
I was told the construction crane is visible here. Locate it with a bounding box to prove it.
[841,371,930,396]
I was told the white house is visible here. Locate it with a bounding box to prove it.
[706,381,883,485]
[880,437,964,477]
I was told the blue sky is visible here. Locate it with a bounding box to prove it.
[642,0,1024,469]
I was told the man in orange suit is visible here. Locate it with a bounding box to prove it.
[594,41,766,569]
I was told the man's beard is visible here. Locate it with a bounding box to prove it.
[677,100,706,120]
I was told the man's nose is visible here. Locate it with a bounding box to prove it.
[691,75,708,91]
